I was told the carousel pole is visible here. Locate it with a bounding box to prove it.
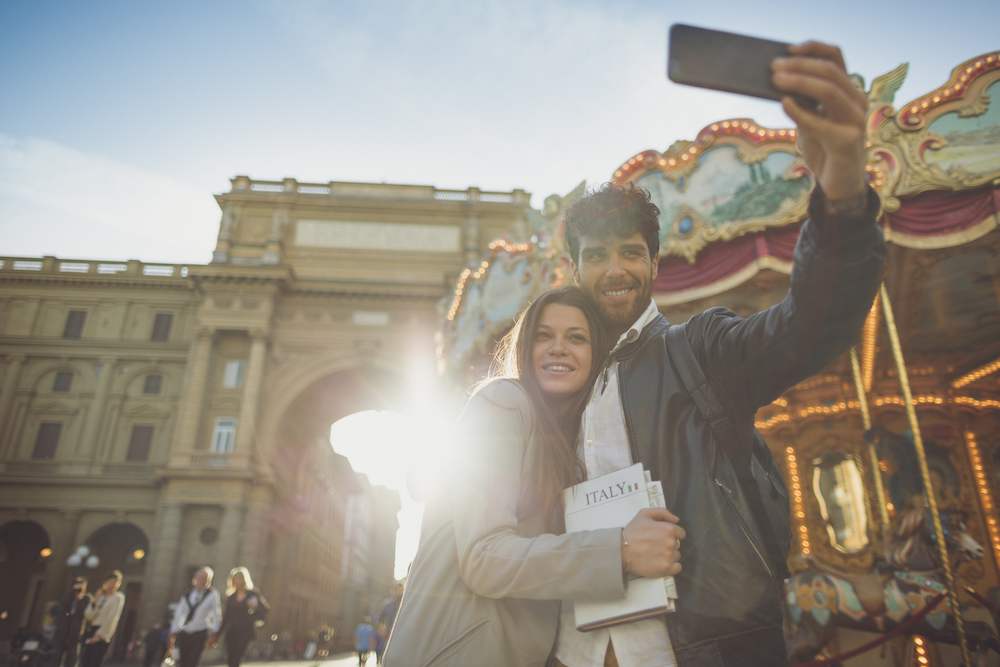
[848,348,891,532]
[879,284,972,666]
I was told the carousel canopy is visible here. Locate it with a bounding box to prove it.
[440,51,1000,385]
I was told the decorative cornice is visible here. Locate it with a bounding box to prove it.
[0,272,194,290]
[0,338,190,358]
[188,264,293,286]
[289,280,445,300]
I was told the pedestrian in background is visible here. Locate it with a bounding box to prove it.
[169,567,222,667]
[353,617,376,667]
[212,567,269,667]
[80,571,125,667]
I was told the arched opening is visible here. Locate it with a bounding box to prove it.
[261,361,460,647]
[74,523,149,660]
[0,521,52,641]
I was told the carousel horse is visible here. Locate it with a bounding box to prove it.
[783,501,999,662]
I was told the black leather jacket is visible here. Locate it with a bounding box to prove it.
[615,190,885,665]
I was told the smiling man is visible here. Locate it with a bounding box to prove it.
[555,41,886,667]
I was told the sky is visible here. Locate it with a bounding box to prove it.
[2,1,998,265]
[3,1,998,581]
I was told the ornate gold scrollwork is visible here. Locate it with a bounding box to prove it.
[870,52,1000,202]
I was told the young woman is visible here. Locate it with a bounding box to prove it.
[81,571,125,667]
[384,286,674,666]
[213,567,269,667]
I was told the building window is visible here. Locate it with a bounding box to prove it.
[126,424,154,462]
[143,374,162,395]
[63,310,86,339]
[32,422,62,459]
[222,360,245,389]
[53,371,73,393]
[211,418,237,453]
[151,313,173,342]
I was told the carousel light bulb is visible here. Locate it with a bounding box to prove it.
[85,555,99,569]
[67,554,82,567]
[40,547,52,558]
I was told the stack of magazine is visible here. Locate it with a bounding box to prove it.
[562,462,678,631]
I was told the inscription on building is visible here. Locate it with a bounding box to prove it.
[295,220,460,252]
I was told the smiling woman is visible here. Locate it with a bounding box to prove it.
[531,303,595,401]
[380,287,629,667]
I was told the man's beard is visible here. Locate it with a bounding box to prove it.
[599,283,650,337]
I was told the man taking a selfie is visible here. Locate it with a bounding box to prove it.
[556,41,885,666]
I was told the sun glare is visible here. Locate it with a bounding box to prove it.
[330,394,458,580]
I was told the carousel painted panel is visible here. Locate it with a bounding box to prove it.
[923,80,1000,178]
[443,241,563,380]
[870,51,1000,210]
[612,120,812,262]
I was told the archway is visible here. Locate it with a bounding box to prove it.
[258,361,460,646]
[0,521,51,640]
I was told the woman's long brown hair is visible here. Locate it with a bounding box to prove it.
[489,286,610,532]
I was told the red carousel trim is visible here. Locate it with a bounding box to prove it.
[898,52,1000,129]
[611,119,798,184]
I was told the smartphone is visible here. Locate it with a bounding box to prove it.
[667,24,811,107]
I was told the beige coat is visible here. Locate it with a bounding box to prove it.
[383,379,625,667]
[84,591,125,643]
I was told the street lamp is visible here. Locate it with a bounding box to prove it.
[66,545,99,570]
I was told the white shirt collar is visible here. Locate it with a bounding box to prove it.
[612,299,661,352]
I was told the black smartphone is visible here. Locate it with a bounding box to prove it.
[667,24,808,106]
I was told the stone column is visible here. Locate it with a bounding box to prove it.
[235,331,268,464]
[262,210,288,264]
[41,509,81,606]
[98,393,126,464]
[140,503,184,628]
[0,354,26,458]
[169,328,214,466]
[4,398,30,460]
[214,504,246,588]
[462,188,481,265]
[79,357,116,462]
[212,204,238,264]
[239,489,273,591]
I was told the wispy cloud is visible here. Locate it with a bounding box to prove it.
[0,134,218,263]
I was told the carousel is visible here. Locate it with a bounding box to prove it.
[440,51,1000,666]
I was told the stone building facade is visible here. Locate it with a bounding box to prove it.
[0,176,532,652]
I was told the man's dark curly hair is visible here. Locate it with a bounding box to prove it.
[563,182,661,263]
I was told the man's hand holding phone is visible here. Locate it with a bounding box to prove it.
[771,42,869,202]
[668,26,869,205]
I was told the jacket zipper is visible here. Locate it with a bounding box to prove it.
[714,478,774,579]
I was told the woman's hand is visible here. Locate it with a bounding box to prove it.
[622,508,685,578]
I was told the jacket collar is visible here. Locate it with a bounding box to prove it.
[613,310,670,361]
